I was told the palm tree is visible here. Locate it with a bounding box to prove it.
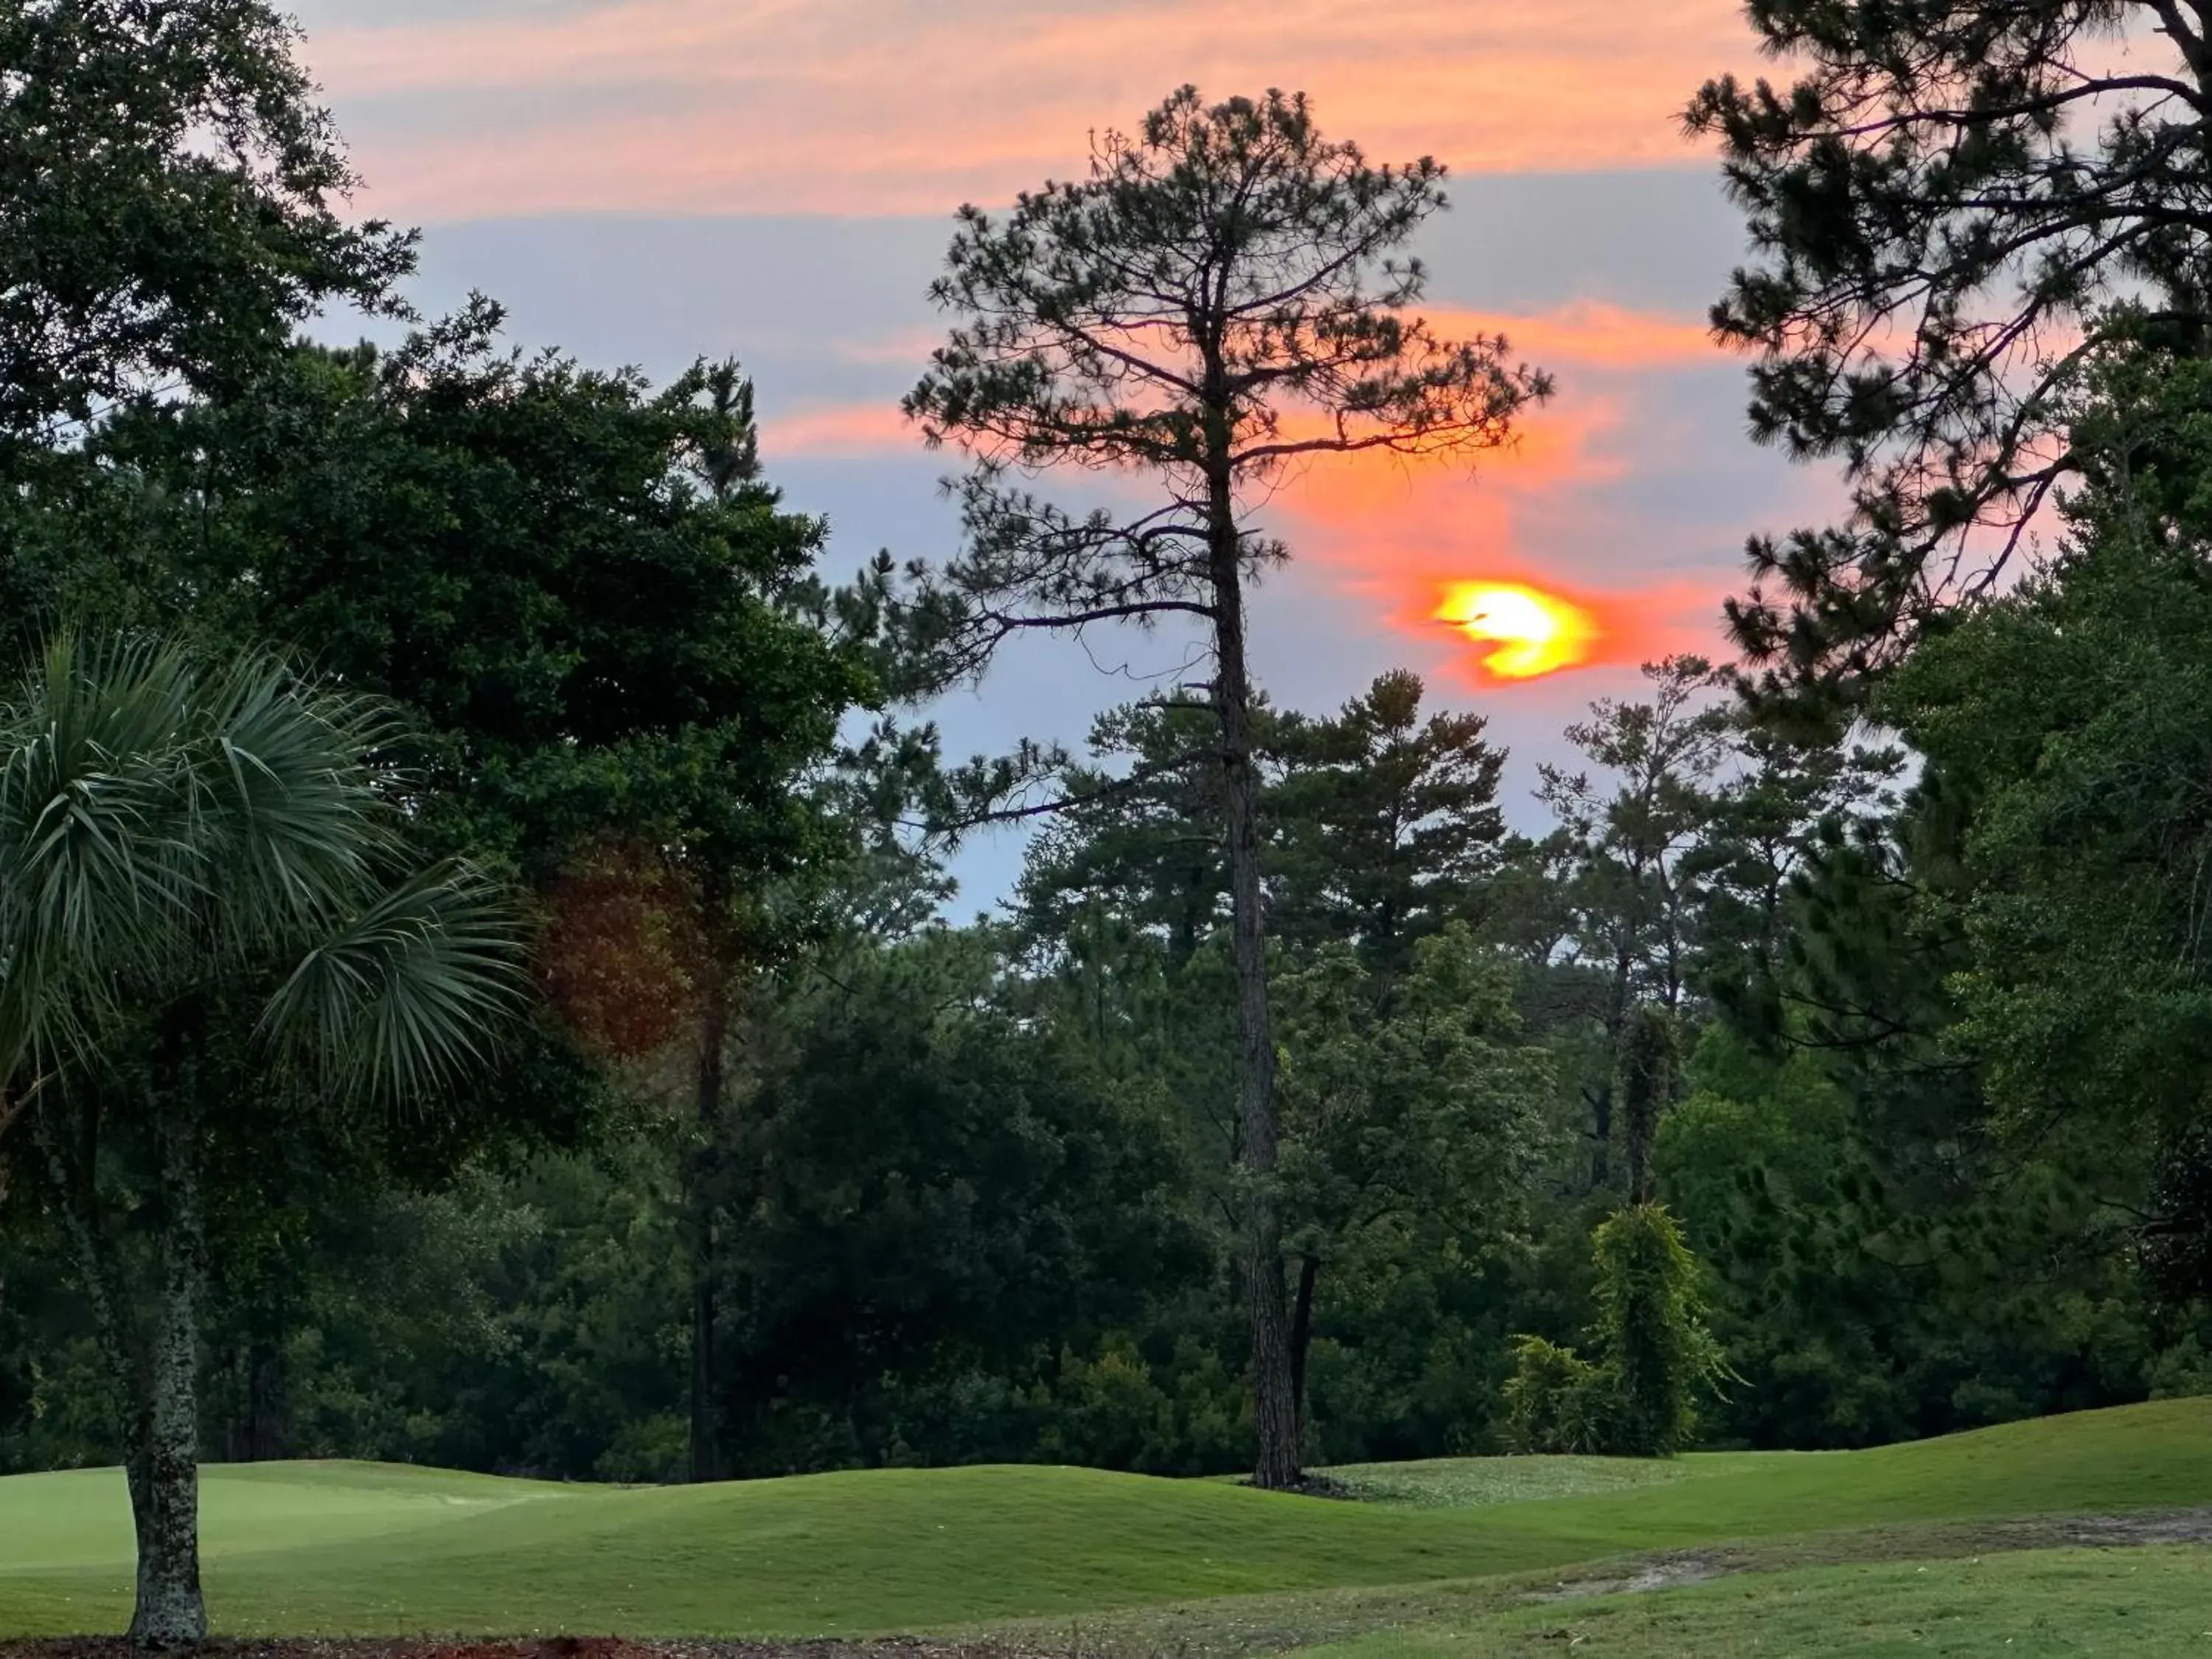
[0,630,526,1647]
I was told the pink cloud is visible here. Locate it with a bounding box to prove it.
[1270,392,1732,688]
[1430,303,1723,373]
[745,296,1758,685]
[759,402,915,459]
[308,0,1761,219]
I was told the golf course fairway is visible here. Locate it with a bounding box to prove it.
[2,1399,2210,1641]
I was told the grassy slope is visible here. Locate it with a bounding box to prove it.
[1303,1547,2212,1658]
[3,1400,2211,1638]
[1319,1455,1703,1509]
[0,1461,560,1574]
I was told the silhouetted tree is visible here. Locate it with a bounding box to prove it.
[905,86,1547,1486]
[1689,0,2212,713]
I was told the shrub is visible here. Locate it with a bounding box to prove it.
[1501,1335,1609,1454]
[1592,1202,1731,1455]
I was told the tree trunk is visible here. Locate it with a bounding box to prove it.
[688,888,731,1486]
[1621,1005,1675,1207]
[688,1226,719,1484]
[1206,459,1299,1491]
[30,1098,206,1646]
[1593,941,1635,1191]
[1288,1253,1321,1441]
[1589,1082,1613,1191]
[225,1340,285,1463]
[129,1098,208,1649]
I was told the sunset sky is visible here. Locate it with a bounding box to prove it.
[287,0,1835,903]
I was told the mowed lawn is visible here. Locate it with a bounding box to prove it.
[3,1399,2211,1638]
[1304,1547,2212,1659]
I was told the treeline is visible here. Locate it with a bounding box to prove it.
[10,625,2211,1481]
[10,0,2212,1544]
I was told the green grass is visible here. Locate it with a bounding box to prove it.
[1321,1454,1705,1508]
[1298,1546,2212,1658]
[3,1399,2211,1640]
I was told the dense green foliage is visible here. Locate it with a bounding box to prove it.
[1500,1206,1724,1458]
[15,571,2211,1484]
[0,632,528,1641]
[0,0,413,452]
[1687,0,2212,711]
[15,27,2212,1653]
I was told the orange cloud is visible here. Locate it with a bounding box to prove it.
[759,402,915,459]
[308,0,1761,219]
[1267,389,1732,685]
[1427,303,1721,373]
[742,297,1745,682]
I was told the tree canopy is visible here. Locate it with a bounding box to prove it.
[1689,0,2212,710]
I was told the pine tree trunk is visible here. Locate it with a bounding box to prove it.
[688,1234,718,1484]
[1593,941,1635,1192]
[1621,1006,1675,1207]
[1624,1096,1653,1206]
[688,891,731,1486]
[1206,460,1300,1492]
[129,1099,208,1649]
[1289,1253,1321,1440]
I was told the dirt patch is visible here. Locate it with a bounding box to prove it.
[1526,1503,2212,1604]
[1528,1551,1736,1601]
[0,1643,1039,1659]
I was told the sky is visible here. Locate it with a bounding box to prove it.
[286,0,1839,909]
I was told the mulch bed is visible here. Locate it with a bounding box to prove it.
[0,1644,1041,1659]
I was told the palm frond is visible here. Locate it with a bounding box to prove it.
[260,860,531,1108]
[0,628,528,1112]
[0,633,213,1077]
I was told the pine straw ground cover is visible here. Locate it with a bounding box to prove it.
[0,1643,1037,1659]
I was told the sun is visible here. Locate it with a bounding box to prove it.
[1433,581,1600,681]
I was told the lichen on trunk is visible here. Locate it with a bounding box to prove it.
[128,1096,209,1648]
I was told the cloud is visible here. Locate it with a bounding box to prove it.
[307,0,1761,219]
[1270,392,1731,688]
[745,296,1769,687]
[1429,303,1723,373]
[759,401,917,459]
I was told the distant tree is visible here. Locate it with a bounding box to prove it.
[707,926,1208,1471]
[1017,695,1238,970]
[905,86,1548,1485]
[1271,668,1509,977]
[0,632,520,1646]
[0,0,411,456]
[1688,0,2212,712]
[1683,720,1903,1044]
[1539,658,1731,1187]
[1274,925,1552,1436]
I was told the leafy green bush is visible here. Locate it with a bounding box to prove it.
[1505,1205,1731,1457]
[1501,1335,1609,1454]
[2150,1334,2212,1401]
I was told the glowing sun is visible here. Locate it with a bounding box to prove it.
[1434,581,1599,681]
